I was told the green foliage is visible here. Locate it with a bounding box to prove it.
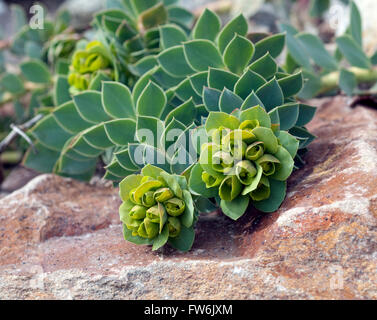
[22,7,318,251]
[119,165,196,251]
[282,1,377,99]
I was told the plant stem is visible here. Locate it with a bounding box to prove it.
[319,66,377,95]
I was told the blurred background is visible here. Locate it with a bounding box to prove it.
[1,0,376,54]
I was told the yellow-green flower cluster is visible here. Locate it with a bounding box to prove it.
[68,41,113,91]
[119,166,194,247]
[199,107,295,203]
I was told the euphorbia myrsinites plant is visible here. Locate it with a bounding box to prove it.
[23,7,317,251]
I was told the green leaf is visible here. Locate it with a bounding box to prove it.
[339,68,357,96]
[140,2,167,29]
[115,148,140,171]
[218,14,248,53]
[160,171,183,198]
[298,70,321,100]
[205,112,240,133]
[282,26,312,71]
[253,33,285,61]
[53,101,93,134]
[129,56,158,77]
[252,126,278,154]
[270,146,294,181]
[223,34,254,74]
[23,143,60,173]
[219,88,243,113]
[119,174,143,201]
[160,24,187,49]
[132,69,154,103]
[297,33,338,70]
[20,60,51,84]
[54,76,71,106]
[189,71,208,96]
[296,104,317,127]
[136,116,164,148]
[31,114,72,151]
[188,163,218,198]
[136,81,166,118]
[130,0,157,14]
[248,52,277,79]
[102,81,136,119]
[208,68,239,91]
[181,190,194,227]
[183,40,224,72]
[277,103,299,130]
[255,78,284,112]
[350,1,362,46]
[69,135,103,157]
[104,119,136,145]
[0,73,24,94]
[277,131,299,158]
[336,35,371,69]
[168,225,195,252]
[220,195,249,220]
[289,126,316,149]
[240,105,271,128]
[73,91,111,123]
[58,155,97,176]
[199,143,223,178]
[158,45,195,77]
[167,6,194,30]
[252,179,286,213]
[241,91,265,110]
[175,78,202,104]
[82,124,114,149]
[277,72,303,98]
[165,98,196,126]
[152,225,169,251]
[192,8,221,41]
[234,70,266,100]
[203,87,221,112]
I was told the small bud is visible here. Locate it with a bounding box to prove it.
[202,171,222,188]
[137,218,159,239]
[235,160,257,185]
[245,142,264,161]
[167,217,181,238]
[212,151,234,173]
[142,191,156,207]
[154,188,174,202]
[250,176,270,201]
[146,205,161,223]
[129,205,147,220]
[164,198,186,216]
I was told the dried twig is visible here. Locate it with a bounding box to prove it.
[0,114,43,153]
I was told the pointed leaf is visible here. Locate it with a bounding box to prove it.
[223,34,255,74]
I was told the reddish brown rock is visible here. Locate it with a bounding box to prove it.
[0,96,376,299]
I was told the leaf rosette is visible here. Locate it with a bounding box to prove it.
[119,164,196,251]
[189,105,299,218]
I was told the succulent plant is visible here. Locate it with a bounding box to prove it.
[189,105,299,217]
[119,164,196,251]
[93,0,194,88]
[23,75,200,181]
[20,7,319,252]
[281,1,377,99]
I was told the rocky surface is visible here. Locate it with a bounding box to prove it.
[0,96,376,299]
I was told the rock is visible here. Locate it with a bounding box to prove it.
[0,96,377,299]
[1,166,39,193]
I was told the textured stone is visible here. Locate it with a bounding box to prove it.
[0,96,376,299]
